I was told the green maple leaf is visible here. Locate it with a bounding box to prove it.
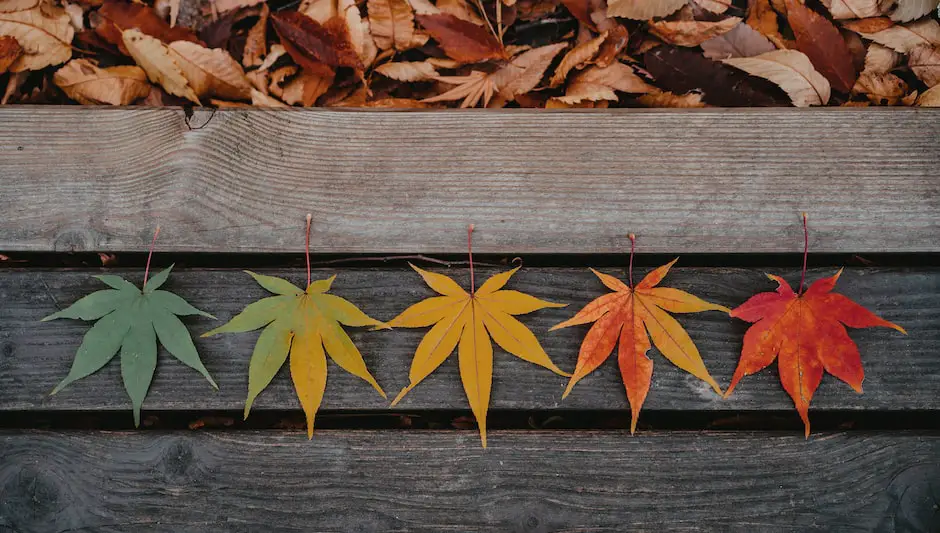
[42,265,217,425]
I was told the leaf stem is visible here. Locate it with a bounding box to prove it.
[798,212,808,295]
[468,224,476,295]
[305,213,312,289]
[143,226,161,286]
[628,233,636,288]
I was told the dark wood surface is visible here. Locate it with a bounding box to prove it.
[1,429,938,533]
[1,107,938,254]
[1,266,932,413]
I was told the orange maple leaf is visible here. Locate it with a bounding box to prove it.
[552,235,728,433]
[725,214,906,436]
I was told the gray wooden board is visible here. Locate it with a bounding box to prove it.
[0,266,933,413]
[1,429,938,532]
[1,107,938,254]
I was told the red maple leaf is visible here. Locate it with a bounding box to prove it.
[725,214,906,436]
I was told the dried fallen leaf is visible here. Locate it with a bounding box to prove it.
[724,49,831,106]
[862,42,900,73]
[416,13,506,63]
[649,17,741,47]
[726,214,905,436]
[889,0,939,22]
[490,42,567,101]
[557,60,655,103]
[852,70,909,104]
[908,44,940,87]
[701,21,775,59]
[203,217,386,439]
[96,0,200,54]
[375,60,438,80]
[786,0,856,93]
[54,58,151,104]
[424,70,496,107]
[437,0,485,24]
[123,28,199,103]
[854,17,940,52]
[917,82,940,105]
[636,88,706,106]
[169,40,252,100]
[549,31,603,87]
[0,0,39,12]
[242,2,268,68]
[606,0,686,20]
[747,0,786,48]
[251,87,289,106]
[271,11,362,72]
[0,34,21,72]
[368,0,415,50]
[0,3,73,71]
[388,227,568,448]
[822,0,890,19]
[694,0,731,13]
[43,253,217,427]
[553,238,727,433]
[594,22,628,67]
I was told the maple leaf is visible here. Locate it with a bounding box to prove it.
[202,216,385,438]
[552,235,727,433]
[41,229,216,427]
[388,226,568,447]
[725,214,906,436]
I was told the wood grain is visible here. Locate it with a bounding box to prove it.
[1,429,938,532]
[1,107,938,254]
[1,266,932,414]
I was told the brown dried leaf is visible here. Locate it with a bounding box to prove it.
[278,69,334,105]
[606,0,687,20]
[636,89,707,106]
[251,87,289,106]
[0,0,38,13]
[889,0,938,22]
[423,70,496,107]
[694,0,731,13]
[437,0,485,24]
[122,28,199,103]
[0,3,73,71]
[746,0,786,48]
[96,0,201,55]
[364,96,432,106]
[842,16,894,33]
[53,58,151,104]
[917,83,940,105]
[416,13,506,63]
[208,0,263,15]
[369,0,415,50]
[491,42,567,99]
[595,23,628,67]
[557,61,654,103]
[374,59,438,80]
[908,44,940,87]
[724,49,830,106]
[561,0,592,26]
[822,0,890,19]
[63,1,83,31]
[407,0,440,15]
[169,40,252,100]
[786,0,856,92]
[852,70,908,103]
[271,12,362,71]
[243,3,268,68]
[852,18,940,52]
[549,31,602,86]
[649,17,741,47]
[863,42,900,73]
[0,34,21,72]
[701,21,775,59]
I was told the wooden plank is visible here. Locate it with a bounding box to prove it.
[1,266,932,413]
[1,429,938,532]
[0,107,938,254]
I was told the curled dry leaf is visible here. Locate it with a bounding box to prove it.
[649,17,741,47]
[645,46,790,106]
[242,2,268,68]
[724,49,831,106]
[747,0,786,48]
[694,0,731,14]
[374,60,438,80]
[271,11,362,72]
[606,0,686,20]
[917,83,940,105]
[853,18,940,52]
[280,69,334,105]
[368,0,415,51]
[490,42,567,101]
[96,0,201,54]
[636,89,706,106]
[908,44,940,87]
[0,34,21,72]
[786,0,856,93]
[416,13,506,63]
[122,28,199,103]
[889,0,939,22]
[853,70,909,104]
[0,3,73,71]
[822,0,890,19]
[557,61,654,103]
[53,57,151,104]
[168,40,252,100]
[863,42,900,73]
[594,23,628,67]
[549,31,603,87]
[701,21,775,59]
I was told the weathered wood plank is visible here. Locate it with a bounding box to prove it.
[1,266,932,413]
[1,429,938,532]
[1,107,938,254]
